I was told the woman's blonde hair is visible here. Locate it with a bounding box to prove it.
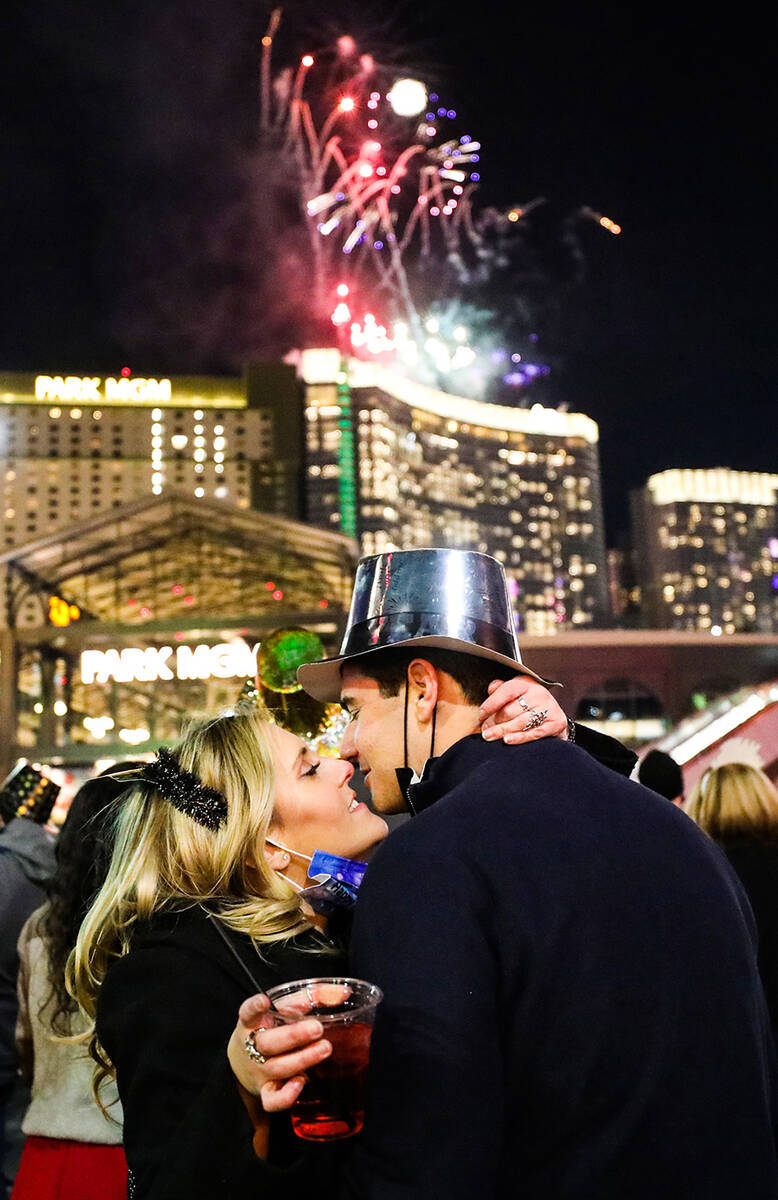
[683,761,778,840]
[67,704,316,1092]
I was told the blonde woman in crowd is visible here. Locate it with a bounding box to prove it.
[684,742,778,1037]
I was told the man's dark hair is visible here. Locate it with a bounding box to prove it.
[347,647,519,707]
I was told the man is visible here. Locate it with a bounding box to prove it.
[298,548,778,1198]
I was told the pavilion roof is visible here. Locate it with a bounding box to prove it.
[1,491,359,632]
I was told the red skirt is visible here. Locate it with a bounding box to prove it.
[10,1135,127,1200]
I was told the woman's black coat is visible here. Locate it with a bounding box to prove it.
[97,907,348,1199]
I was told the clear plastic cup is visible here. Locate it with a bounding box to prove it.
[265,976,382,1140]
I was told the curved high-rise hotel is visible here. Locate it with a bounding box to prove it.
[299,349,609,634]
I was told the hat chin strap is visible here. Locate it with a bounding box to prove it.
[395,675,437,815]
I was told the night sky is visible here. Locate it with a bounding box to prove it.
[2,1,775,542]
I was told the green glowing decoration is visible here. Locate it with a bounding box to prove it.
[258,627,326,693]
[254,627,337,743]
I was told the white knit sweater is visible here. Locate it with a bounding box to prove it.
[15,906,123,1144]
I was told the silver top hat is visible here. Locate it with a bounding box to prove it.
[298,548,554,702]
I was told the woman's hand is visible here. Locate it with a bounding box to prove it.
[227,992,332,1113]
[479,677,570,745]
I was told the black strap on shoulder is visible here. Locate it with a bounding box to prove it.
[203,907,265,993]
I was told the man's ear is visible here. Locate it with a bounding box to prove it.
[407,658,439,725]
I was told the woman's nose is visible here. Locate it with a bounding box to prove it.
[340,721,357,761]
[339,757,355,785]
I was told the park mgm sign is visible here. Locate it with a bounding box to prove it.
[34,374,174,404]
[80,642,260,684]
[0,372,247,409]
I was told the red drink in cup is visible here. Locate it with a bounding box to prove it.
[290,1020,373,1140]
[265,977,382,1141]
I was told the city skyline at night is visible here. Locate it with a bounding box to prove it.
[1,1,775,543]
[5,356,778,637]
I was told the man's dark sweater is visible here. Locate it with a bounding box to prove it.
[346,736,778,1198]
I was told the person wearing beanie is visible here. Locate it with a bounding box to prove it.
[637,749,684,806]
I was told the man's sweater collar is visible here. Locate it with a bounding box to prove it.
[405,733,496,816]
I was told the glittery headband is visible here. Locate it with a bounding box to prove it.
[111,748,228,831]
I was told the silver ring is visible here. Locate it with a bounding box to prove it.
[244,1030,268,1064]
[523,707,548,732]
[517,696,531,712]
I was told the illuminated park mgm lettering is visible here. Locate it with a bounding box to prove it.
[35,375,172,404]
[80,643,259,684]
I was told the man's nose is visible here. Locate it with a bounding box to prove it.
[340,721,357,762]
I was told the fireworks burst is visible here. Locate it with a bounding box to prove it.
[258,8,622,403]
[259,8,486,334]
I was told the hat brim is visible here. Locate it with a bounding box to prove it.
[297,635,559,704]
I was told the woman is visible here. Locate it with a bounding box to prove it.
[683,758,778,1037]
[11,769,140,1200]
[70,683,629,1199]
[69,704,391,1199]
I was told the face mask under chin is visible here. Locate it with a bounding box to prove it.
[266,838,368,914]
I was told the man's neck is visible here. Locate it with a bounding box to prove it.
[422,701,481,764]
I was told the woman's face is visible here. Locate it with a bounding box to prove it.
[267,724,389,863]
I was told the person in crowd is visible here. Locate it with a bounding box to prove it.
[683,747,778,1039]
[248,547,777,1199]
[0,791,57,1200]
[637,747,684,805]
[68,663,633,1200]
[9,766,143,1200]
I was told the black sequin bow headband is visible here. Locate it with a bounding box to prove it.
[110,748,228,831]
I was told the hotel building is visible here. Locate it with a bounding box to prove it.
[295,349,609,634]
[631,468,778,632]
[1,352,610,635]
[0,366,306,619]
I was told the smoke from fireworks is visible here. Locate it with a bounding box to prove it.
[258,7,622,403]
[257,9,488,335]
[100,2,620,402]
